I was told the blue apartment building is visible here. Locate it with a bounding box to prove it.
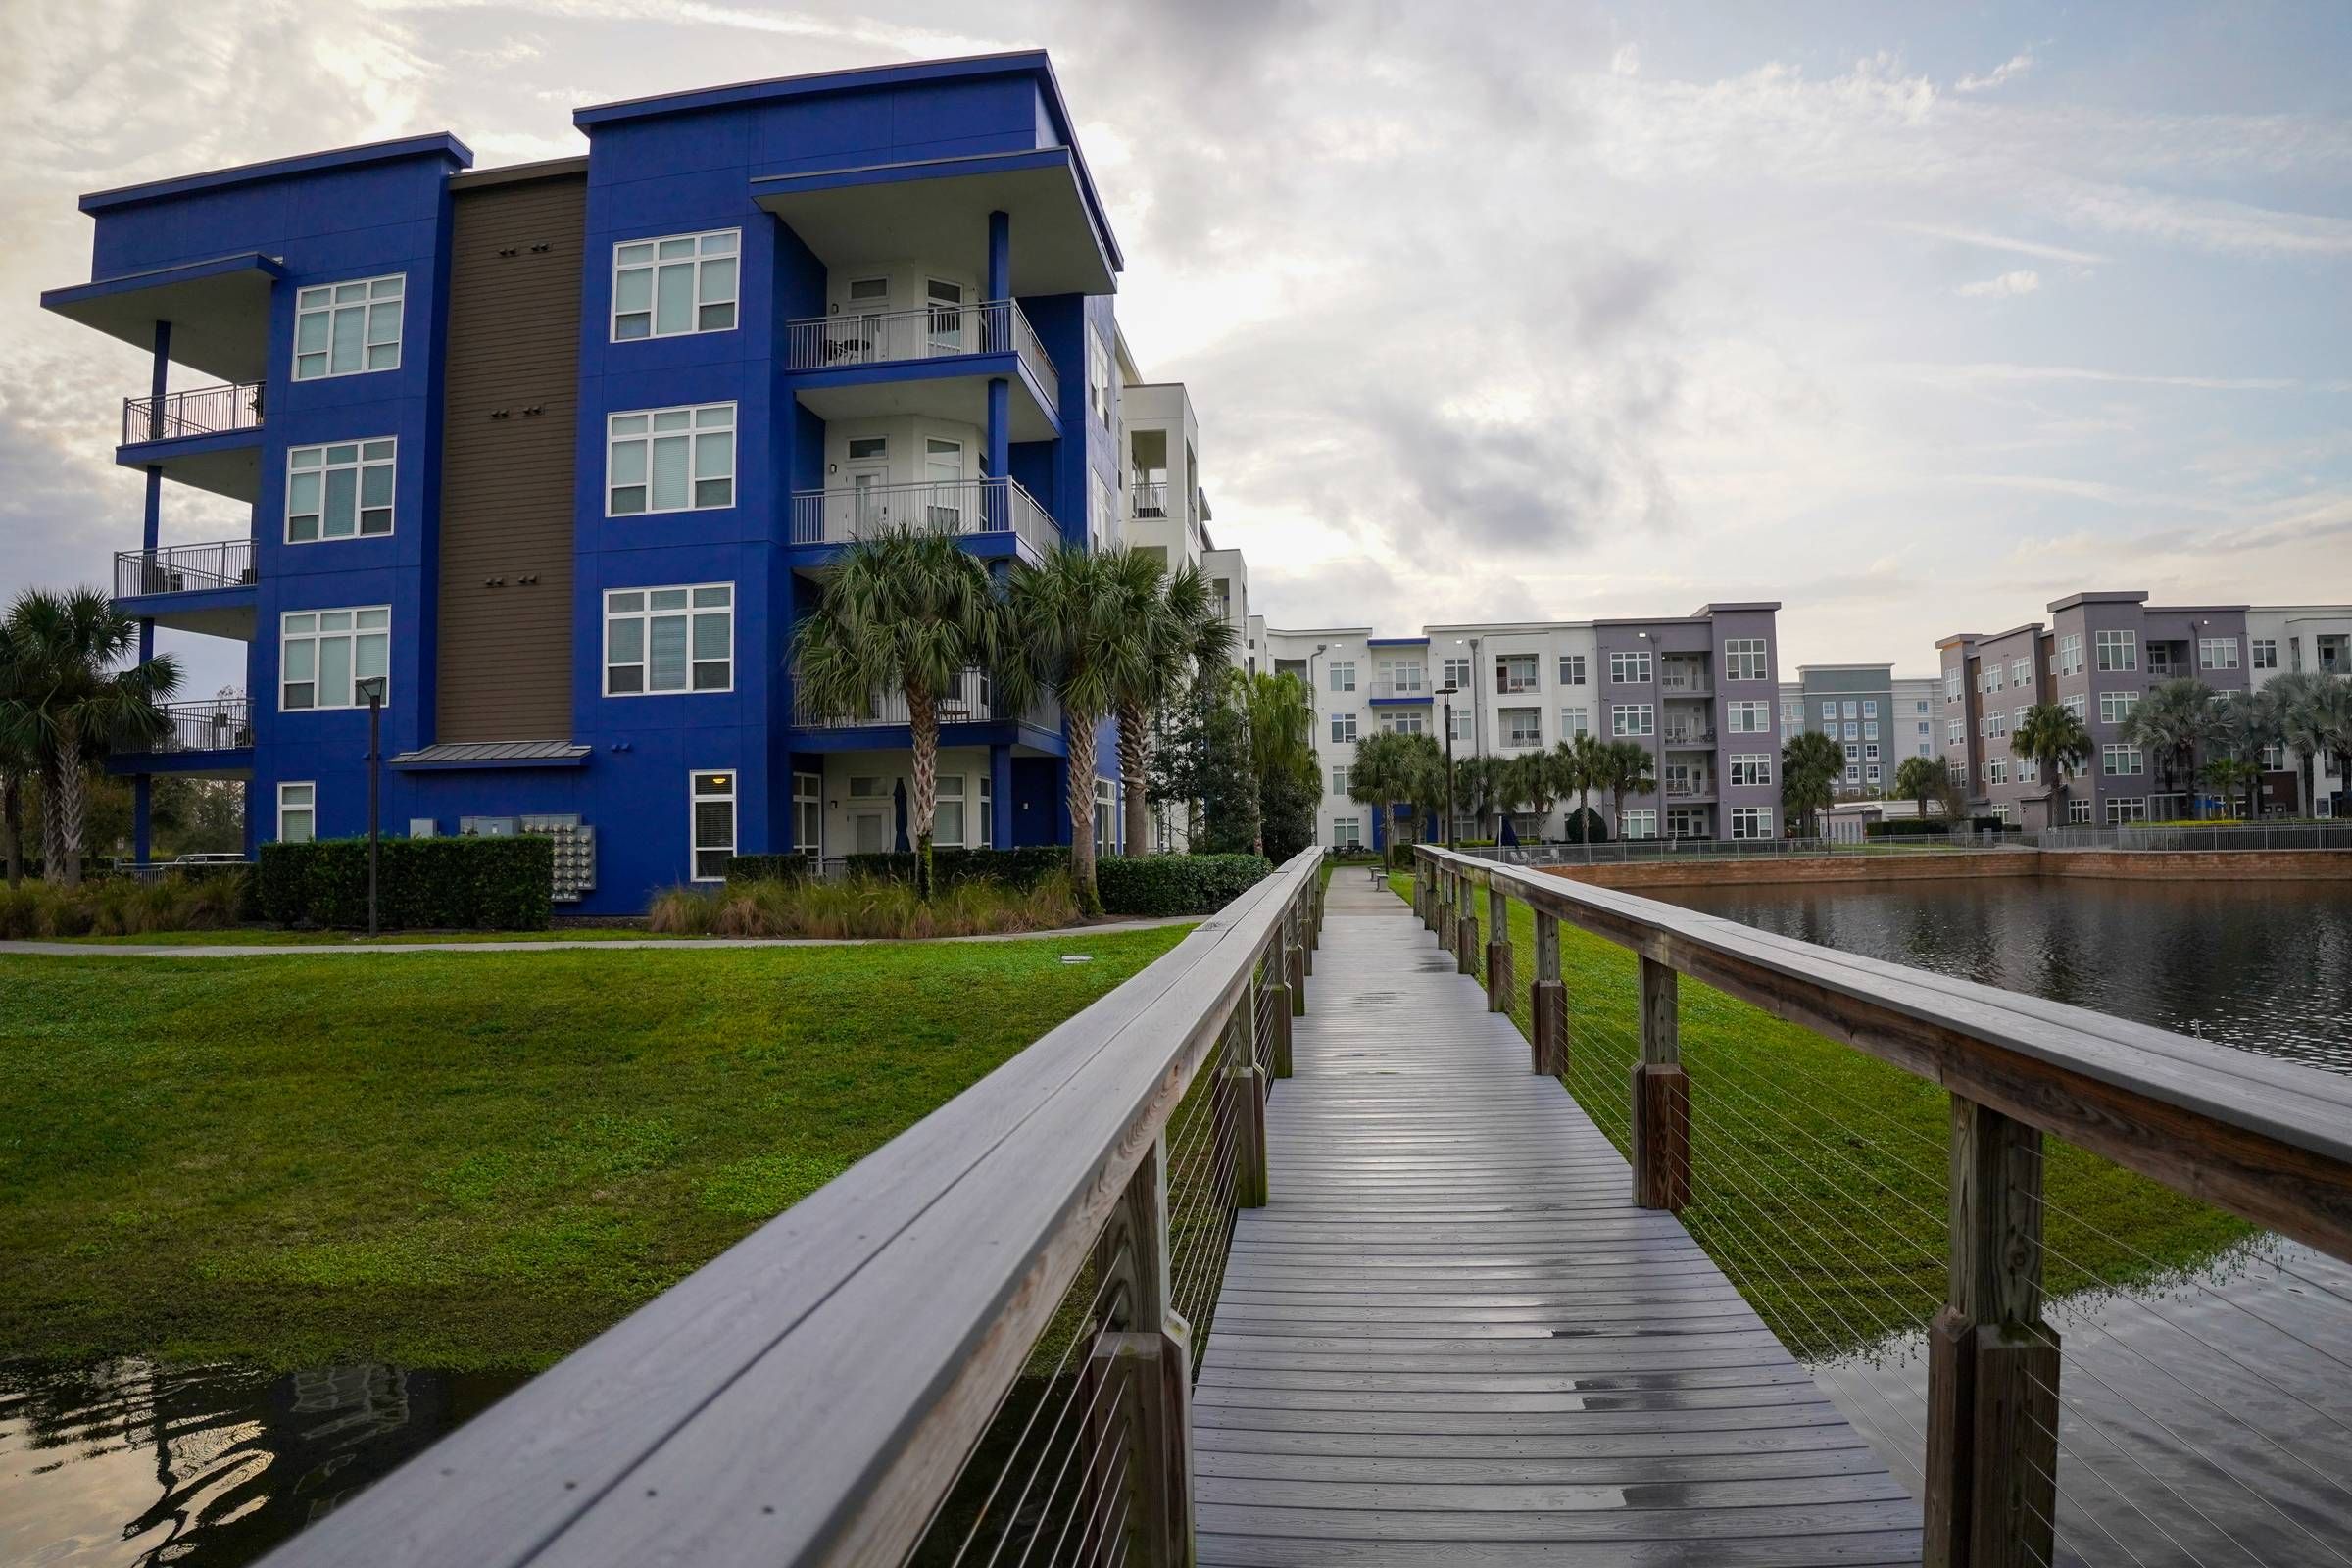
[43,52,1135,912]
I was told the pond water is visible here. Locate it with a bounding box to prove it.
[1664,872,2352,1563]
[0,1360,520,1567]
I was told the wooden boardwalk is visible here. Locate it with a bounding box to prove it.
[1193,871,1925,1565]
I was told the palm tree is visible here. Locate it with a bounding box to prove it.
[1349,729,1444,853]
[2314,676,2352,817]
[1451,753,1506,840]
[2201,755,2262,822]
[790,529,998,900]
[1596,739,1657,837]
[2010,702,2092,827]
[1109,553,1235,856]
[1507,749,1557,839]
[1557,733,1605,840]
[1892,754,1944,823]
[2268,671,2332,816]
[1780,730,1843,838]
[997,546,1146,914]
[0,587,179,887]
[1243,669,1321,858]
[2121,677,2216,817]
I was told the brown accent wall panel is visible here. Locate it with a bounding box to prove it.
[436,173,586,743]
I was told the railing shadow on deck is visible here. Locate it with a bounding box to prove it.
[253,848,1327,1568]
[1408,844,2352,1568]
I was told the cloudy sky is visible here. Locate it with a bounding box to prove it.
[5,0,2350,696]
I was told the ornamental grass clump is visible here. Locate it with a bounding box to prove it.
[648,873,1084,940]
[0,872,247,939]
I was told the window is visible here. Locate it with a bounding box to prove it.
[1331,816,1362,849]
[1724,638,1768,681]
[1985,758,2008,786]
[1861,700,1879,718]
[277,781,316,844]
[1094,778,1116,858]
[2062,692,2087,719]
[1090,471,1115,552]
[2010,658,2029,686]
[1915,699,1931,714]
[1088,326,1113,426]
[608,404,736,514]
[2106,797,2147,825]
[932,774,971,849]
[2095,629,2137,671]
[286,440,396,541]
[612,230,739,339]
[2070,799,2092,824]
[1988,710,2009,738]
[605,583,733,694]
[1728,701,1769,734]
[1557,654,1587,686]
[1943,667,1962,701]
[1821,701,1837,721]
[1730,806,1769,839]
[1845,743,1860,761]
[1946,720,1963,745]
[2253,638,2278,670]
[1446,706,1472,742]
[979,774,995,849]
[1843,721,1858,741]
[690,771,736,880]
[1610,650,1652,684]
[2099,691,2138,726]
[1842,701,1859,720]
[1381,661,1425,694]
[2102,743,2143,776]
[1729,755,1770,788]
[1329,661,1356,692]
[294,274,403,379]
[1443,656,1473,690]
[1379,710,1427,736]
[794,772,822,862]
[1611,704,1654,737]
[2058,633,2083,675]
[1866,764,1882,784]
[2262,743,2286,771]
[1984,664,2003,693]
[1331,765,1351,797]
[1560,707,1590,739]
[1863,721,1880,741]
[1864,742,1881,761]
[1620,809,1657,840]
[280,607,389,710]
[2016,757,2037,782]
[1330,710,1357,743]
[1501,708,1542,747]
[2198,637,2239,670]
[1495,654,1538,693]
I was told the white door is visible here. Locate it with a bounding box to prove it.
[850,808,889,855]
[925,438,965,531]
[842,436,889,537]
[927,279,965,355]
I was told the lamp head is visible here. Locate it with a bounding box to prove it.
[354,676,387,706]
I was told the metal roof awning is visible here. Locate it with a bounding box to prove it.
[388,740,592,771]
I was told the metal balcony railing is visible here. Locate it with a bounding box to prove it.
[789,476,1056,559]
[122,381,264,445]
[791,666,1062,733]
[115,539,256,599]
[118,696,253,755]
[782,298,1059,407]
[1661,674,1712,696]
[1664,780,1713,798]
[1370,677,1430,699]
[1662,726,1716,746]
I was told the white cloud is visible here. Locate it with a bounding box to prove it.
[1879,222,2109,266]
[1956,52,2034,93]
[1957,269,2042,297]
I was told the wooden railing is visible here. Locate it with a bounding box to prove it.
[1408,843,2352,1567]
[254,848,1326,1568]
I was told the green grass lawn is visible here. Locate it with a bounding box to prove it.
[1389,870,2247,1359]
[31,926,694,946]
[0,927,1190,1371]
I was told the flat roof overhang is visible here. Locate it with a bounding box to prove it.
[754,149,1116,298]
[792,354,1059,442]
[792,718,1066,757]
[41,253,284,384]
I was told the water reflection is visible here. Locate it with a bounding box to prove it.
[1658,878,2352,1073]
[0,1360,521,1567]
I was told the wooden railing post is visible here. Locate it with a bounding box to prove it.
[1266,934,1295,1081]
[1484,885,1512,1013]
[1287,910,1307,1010]
[1925,1097,2059,1568]
[1629,956,1690,1211]
[1531,908,1566,1077]
[1225,980,1269,1208]
[1455,875,1480,977]
[1090,1134,1195,1568]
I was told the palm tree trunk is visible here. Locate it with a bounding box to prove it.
[907,688,939,901]
[1117,699,1152,857]
[2,771,21,887]
[55,716,87,888]
[2299,753,2314,817]
[1066,710,1102,915]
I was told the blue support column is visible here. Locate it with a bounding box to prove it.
[991,744,1015,850]
[987,209,1011,300]
[984,375,1011,533]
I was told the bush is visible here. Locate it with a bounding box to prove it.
[253,836,552,930]
[1096,853,1271,917]
[649,872,1082,939]
[0,873,248,939]
[1561,807,1607,844]
[721,854,807,884]
[1866,818,1955,838]
[839,845,1071,890]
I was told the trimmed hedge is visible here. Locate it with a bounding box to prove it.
[253,836,553,930]
[841,845,1071,890]
[1097,853,1272,917]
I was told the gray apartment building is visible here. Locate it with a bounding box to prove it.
[1777,663,1940,797]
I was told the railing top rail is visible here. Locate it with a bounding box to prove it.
[258,847,1322,1568]
[1413,843,2352,1259]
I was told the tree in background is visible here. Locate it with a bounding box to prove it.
[1556,734,1604,839]
[0,720,31,886]
[1000,546,1136,914]
[1780,730,1842,838]
[1243,669,1321,861]
[2201,755,2262,822]
[2011,702,2092,826]
[1348,730,1445,854]
[1594,739,1658,837]
[0,587,179,887]
[790,528,999,900]
[2267,671,2334,816]
[1450,754,1507,840]
[2121,677,2217,816]
[1506,749,1558,837]
[152,776,245,857]
[2319,678,2352,815]
[1149,664,1258,855]
[1109,553,1234,857]
[1892,754,1945,822]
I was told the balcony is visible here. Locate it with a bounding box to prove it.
[111,696,254,776]
[784,299,1059,429]
[123,381,264,445]
[1130,480,1168,519]
[114,539,257,639]
[1663,727,1716,748]
[790,477,1056,563]
[116,380,267,502]
[791,666,1062,736]
[1661,673,1713,698]
[1665,780,1715,799]
[1370,677,1431,701]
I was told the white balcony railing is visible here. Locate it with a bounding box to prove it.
[783,299,1059,408]
[791,665,1062,733]
[789,477,1056,560]
[1130,480,1168,518]
[1371,677,1430,700]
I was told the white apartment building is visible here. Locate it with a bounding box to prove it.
[2248,605,2352,813]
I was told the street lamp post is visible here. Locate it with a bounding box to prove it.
[355,675,386,939]
[1440,683,1459,849]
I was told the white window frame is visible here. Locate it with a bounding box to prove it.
[1729,755,1770,788]
[1610,703,1654,738]
[2099,691,2138,726]
[1728,701,1769,734]
[935,773,971,849]
[1332,765,1351,797]
[690,770,737,881]
[286,439,396,543]
[1620,809,1658,841]
[1331,710,1357,743]
[1495,653,1539,694]
[604,582,735,696]
[2198,637,2240,670]
[1723,638,1768,681]
[2095,629,2138,672]
[1609,650,1653,684]
[2106,796,2147,825]
[1557,654,1587,686]
[1560,706,1590,740]
[1379,710,1428,736]
[1442,657,1473,691]
[2252,638,2278,670]
[279,606,390,711]
[2102,743,2143,777]
[277,781,317,844]
[794,771,822,863]
[1500,707,1542,747]
[1331,816,1362,849]
[612,229,740,341]
[1088,326,1113,426]
[607,403,737,515]
[294,273,404,380]
[1329,660,1356,692]
[1729,806,1770,840]
[2062,692,2087,719]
